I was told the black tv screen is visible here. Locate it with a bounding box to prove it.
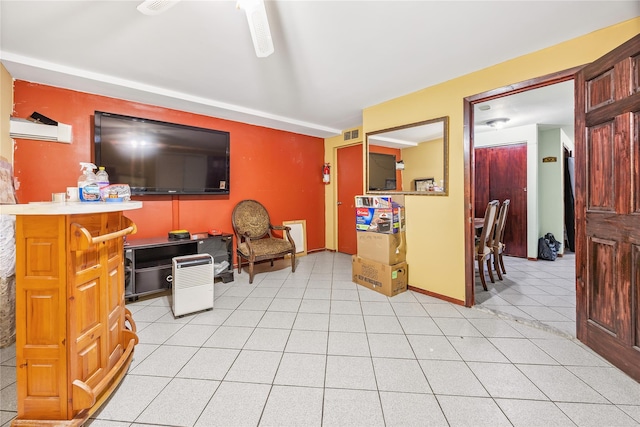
[368,152,397,190]
[94,111,230,195]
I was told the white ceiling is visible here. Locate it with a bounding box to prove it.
[474,79,575,135]
[1,1,638,138]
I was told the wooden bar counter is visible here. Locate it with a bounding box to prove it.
[1,201,142,426]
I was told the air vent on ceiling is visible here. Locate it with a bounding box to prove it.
[343,129,359,141]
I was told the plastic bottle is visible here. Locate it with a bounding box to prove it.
[96,166,109,188]
[96,166,110,200]
[78,162,100,202]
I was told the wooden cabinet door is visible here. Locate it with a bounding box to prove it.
[575,34,640,382]
[105,213,127,369]
[67,213,109,412]
[67,211,126,414]
[15,215,68,420]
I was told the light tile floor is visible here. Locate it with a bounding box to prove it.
[476,252,577,338]
[2,251,640,426]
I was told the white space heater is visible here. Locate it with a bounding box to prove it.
[171,254,214,317]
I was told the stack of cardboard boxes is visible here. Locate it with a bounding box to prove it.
[352,195,408,297]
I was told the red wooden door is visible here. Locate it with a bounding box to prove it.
[473,148,489,217]
[475,144,527,257]
[337,144,363,254]
[575,34,640,382]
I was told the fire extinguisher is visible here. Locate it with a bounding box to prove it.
[323,163,331,184]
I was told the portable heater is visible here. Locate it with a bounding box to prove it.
[171,254,214,317]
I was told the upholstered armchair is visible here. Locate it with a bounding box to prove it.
[231,199,296,284]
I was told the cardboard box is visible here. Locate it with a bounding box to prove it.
[355,206,405,234]
[357,231,406,265]
[352,255,408,297]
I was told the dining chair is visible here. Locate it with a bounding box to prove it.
[492,199,510,280]
[476,200,499,291]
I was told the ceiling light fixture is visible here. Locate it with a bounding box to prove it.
[486,118,510,129]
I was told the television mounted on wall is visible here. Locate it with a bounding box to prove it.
[368,152,397,191]
[94,111,230,195]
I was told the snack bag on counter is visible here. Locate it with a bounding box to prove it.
[99,184,131,202]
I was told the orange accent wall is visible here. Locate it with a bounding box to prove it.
[368,145,403,190]
[12,81,325,250]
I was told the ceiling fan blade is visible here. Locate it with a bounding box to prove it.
[237,0,274,58]
[137,0,180,16]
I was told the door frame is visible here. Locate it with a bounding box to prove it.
[462,66,582,307]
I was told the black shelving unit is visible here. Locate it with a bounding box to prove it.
[124,232,233,300]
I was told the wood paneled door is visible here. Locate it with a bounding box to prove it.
[575,34,640,382]
[475,143,527,258]
[337,144,363,254]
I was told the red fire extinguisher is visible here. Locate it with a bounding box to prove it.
[323,163,331,184]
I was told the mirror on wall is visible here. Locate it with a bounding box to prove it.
[366,116,449,195]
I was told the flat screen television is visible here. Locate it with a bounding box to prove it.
[368,152,397,191]
[94,111,230,195]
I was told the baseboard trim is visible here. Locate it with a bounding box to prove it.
[408,286,465,306]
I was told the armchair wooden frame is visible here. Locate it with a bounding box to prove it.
[231,199,296,284]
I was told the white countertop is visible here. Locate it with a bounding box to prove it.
[0,201,143,215]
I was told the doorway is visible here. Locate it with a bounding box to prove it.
[463,68,579,307]
[466,35,640,383]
